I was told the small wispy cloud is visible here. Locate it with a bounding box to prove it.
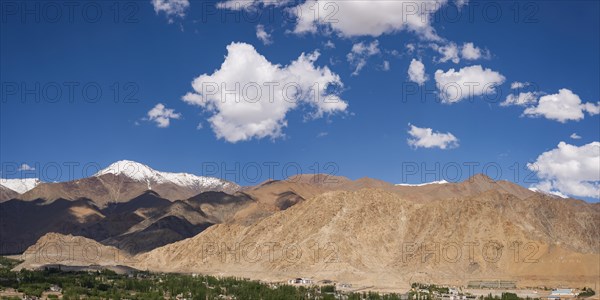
[18,163,35,171]
[146,103,182,128]
[407,124,459,150]
[256,25,273,45]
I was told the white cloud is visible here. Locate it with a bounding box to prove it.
[523,89,599,123]
[405,43,416,55]
[570,133,581,140]
[432,42,488,63]
[584,102,600,115]
[455,0,469,8]
[256,25,272,45]
[218,0,448,40]
[408,59,428,86]
[510,81,529,89]
[18,163,35,171]
[147,103,182,128]
[347,40,380,76]
[435,42,460,63]
[407,124,459,149]
[152,0,190,21]
[460,42,489,60]
[528,141,600,199]
[182,42,347,143]
[382,61,390,71]
[217,0,289,10]
[317,132,329,138]
[500,92,540,107]
[291,0,447,40]
[434,65,506,103]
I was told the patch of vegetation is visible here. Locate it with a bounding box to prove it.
[0,257,22,270]
[482,292,536,300]
[0,267,406,299]
[579,288,595,298]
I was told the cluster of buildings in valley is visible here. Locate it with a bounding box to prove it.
[282,277,594,300]
[286,277,352,289]
[1,271,595,300]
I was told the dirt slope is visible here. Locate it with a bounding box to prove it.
[135,188,599,289]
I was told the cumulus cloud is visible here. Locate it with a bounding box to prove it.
[434,65,506,103]
[407,124,459,149]
[570,133,581,140]
[584,102,600,115]
[408,59,428,86]
[429,42,491,64]
[432,42,488,63]
[347,40,380,75]
[434,43,460,63]
[510,81,530,89]
[217,0,448,40]
[528,141,600,199]
[152,0,190,21]
[18,163,35,171]
[523,89,599,123]
[500,92,540,107]
[460,42,489,60]
[256,25,273,45]
[291,0,447,40]
[182,42,347,143]
[147,103,182,128]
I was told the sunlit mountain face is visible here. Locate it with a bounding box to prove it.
[1,0,598,297]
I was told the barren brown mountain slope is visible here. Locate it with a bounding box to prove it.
[101,199,216,253]
[0,185,19,202]
[228,180,329,225]
[286,173,538,203]
[186,191,255,224]
[19,173,239,207]
[390,174,536,202]
[19,174,159,207]
[0,198,105,254]
[135,188,599,289]
[1,190,253,255]
[16,233,134,270]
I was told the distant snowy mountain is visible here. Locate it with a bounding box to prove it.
[94,160,239,191]
[395,180,449,187]
[0,178,43,194]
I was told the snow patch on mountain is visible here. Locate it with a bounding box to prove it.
[0,178,43,194]
[395,180,449,187]
[94,160,240,191]
[528,187,569,199]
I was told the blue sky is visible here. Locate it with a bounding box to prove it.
[1,0,599,200]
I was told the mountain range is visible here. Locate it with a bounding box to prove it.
[2,160,598,290]
[1,160,240,206]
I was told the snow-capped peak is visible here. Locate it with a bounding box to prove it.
[395,180,449,187]
[94,160,239,190]
[95,160,162,182]
[0,178,43,194]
